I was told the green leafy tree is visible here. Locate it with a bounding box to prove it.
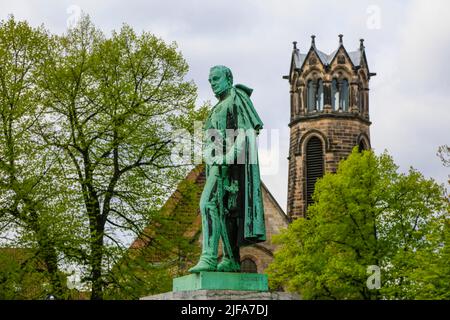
[0,248,72,299]
[268,148,447,299]
[0,15,207,300]
[408,145,450,299]
[0,16,75,298]
[104,175,202,299]
[36,16,206,299]
[437,145,450,170]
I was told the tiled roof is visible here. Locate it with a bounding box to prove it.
[292,44,363,70]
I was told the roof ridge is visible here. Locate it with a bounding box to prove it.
[293,45,363,69]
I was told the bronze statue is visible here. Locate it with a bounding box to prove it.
[189,65,266,273]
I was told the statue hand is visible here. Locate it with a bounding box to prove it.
[225,180,239,211]
[211,155,223,165]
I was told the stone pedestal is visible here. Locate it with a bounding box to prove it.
[141,290,300,300]
[140,272,301,300]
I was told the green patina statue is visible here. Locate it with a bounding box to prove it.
[189,65,266,273]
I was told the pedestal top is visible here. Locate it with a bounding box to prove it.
[173,272,268,292]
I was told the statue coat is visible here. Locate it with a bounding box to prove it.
[203,84,266,247]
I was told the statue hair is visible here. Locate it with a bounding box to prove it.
[210,65,233,85]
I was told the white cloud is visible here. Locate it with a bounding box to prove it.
[370,0,450,193]
[396,0,450,93]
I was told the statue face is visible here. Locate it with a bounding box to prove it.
[208,68,231,98]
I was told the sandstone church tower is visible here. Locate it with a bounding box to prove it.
[285,35,375,218]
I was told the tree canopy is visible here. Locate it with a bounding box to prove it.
[0,15,207,299]
[267,148,449,299]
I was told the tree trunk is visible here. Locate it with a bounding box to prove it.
[25,201,67,299]
[39,238,66,298]
[86,192,104,300]
[90,229,104,300]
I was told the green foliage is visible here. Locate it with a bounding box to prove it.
[0,16,75,298]
[104,176,202,299]
[0,15,206,299]
[268,148,449,299]
[0,248,48,299]
[410,145,450,299]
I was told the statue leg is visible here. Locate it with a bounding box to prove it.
[217,214,241,272]
[189,166,220,273]
[217,166,240,272]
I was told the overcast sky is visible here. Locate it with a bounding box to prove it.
[1,0,449,211]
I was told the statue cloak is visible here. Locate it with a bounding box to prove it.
[207,84,266,246]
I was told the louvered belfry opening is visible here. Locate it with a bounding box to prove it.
[358,140,366,152]
[305,136,324,208]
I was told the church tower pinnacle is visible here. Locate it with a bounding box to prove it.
[285,35,376,218]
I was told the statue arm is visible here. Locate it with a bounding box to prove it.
[224,129,246,164]
[224,102,251,165]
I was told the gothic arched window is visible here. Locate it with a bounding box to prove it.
[307,80,315,112]
[317,79,324,111]
[340,79,349,111]
[241,258,257,273]
[332,78,349,111]
[331,78,339,111]
[305,136,324,208]
[307,79,324,112]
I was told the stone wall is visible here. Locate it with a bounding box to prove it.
[239,184,289,273]
[287,115,370,218]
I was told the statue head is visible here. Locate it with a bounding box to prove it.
[209,65,233,99]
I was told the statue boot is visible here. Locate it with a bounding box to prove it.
[189,258,217,273]
[217,213,240,272]
[189,199,220,273]
[217,257,240,272]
